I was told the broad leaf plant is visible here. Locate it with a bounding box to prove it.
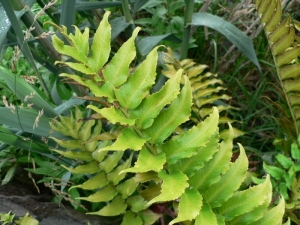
[49,11,285,225]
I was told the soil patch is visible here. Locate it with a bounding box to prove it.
[0,183,116,225]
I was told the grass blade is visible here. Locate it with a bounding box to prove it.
[191,13,261,72]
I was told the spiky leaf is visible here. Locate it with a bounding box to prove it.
[121,211,143,225]
[62,161,101,174]
[204,143,248,208]
[99,127,147,151]
[127,195,149,212]
[115,46,160,109]
[189,126,234,192]
[146,170,189,206]
[144,75,192,144]
[195,203,218,225]
[121,147,166,174]
[129,69,182,129]
[88,195,127,216]
[88,11,111,72]
[116,178,139,199]
[79,183,118,202]
[70,172,108,190]
[53,149,93,161]
[107,154,133,185]
[99,151,123,173]
[103,28,140,87]
[175,131,219,176]
[87,105,135,125]
[161,107,219,164]
[248,197,285,225]
[218,175,272,221]
[169,188,203,225]
[229,196,270,225]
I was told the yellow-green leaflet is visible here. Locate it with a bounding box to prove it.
[146,170,189,206]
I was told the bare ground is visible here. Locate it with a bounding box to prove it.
[0,183,117,225]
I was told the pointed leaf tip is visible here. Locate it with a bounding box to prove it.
[146,170,189,206]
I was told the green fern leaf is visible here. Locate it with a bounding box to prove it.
[103,28,140,87]
[218,175,272,221]
[62,161,101,174]
[88,195,127,216]
[139,209,162,225]
[161,43,244,139]
[169,188,203,225]
[195,94,231,108]
[55,62,95,75]
[107,154,133,185]
[146,170,189,206]
[52,149,93,161]
[121,147,166,174]
[122,211,143,225]
[217,215,226,225]
[99,151,123,173]
[87,11,111,73]
[134,171,160,183]
[70,172,108,190]
[51,35,85,64]
[144,76,192,144]
[79,120,95,142]
[59,74,116,101]
[69,26,89,60]
[79,183,118,202]
[189,125,233,192]
[116,178,139,199]
[195,203,218,225]
[248,197,285,225]
[204,143,248,208]
[161,107,219,164]
[129,69,182,129]
[92,149,107,162]
[173,131,219,176]
[87,106,135,125]
[228,196,270,225]
[99,127,147,151]
[50,137,85,150]
[115,46,160,109]
[127,195,148,212]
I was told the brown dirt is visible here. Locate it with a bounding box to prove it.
[0,183,116,225]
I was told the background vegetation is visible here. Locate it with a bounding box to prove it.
[0,0,299,224]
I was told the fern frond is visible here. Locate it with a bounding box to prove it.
[161,48,243,138]
[49,11,284,225]
[255,0,300,136]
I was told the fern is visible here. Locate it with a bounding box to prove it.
[49,11,285,224]
[162,48,244,138]
[255,0,300,137]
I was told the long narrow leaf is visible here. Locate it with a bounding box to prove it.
[138,34,181,56]
[1,0,50,97]
[110,17,130,40]
[191,13,261,72]
[0,67,57,117]
[0,0,35,50]
[55,2,121,13]
[59,0,76,34]
[0,107,62,138]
